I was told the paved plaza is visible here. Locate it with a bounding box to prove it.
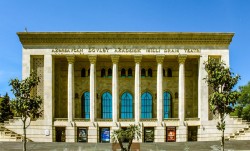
[1,140,250,151]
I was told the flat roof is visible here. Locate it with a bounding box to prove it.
[17,32,234,46]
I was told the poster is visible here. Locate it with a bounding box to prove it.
[100,127,110,142]
[78,127,87,142]
[166,127,176,142]
[144,127,154,142]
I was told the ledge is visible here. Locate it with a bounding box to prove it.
[140,118,157,122]
[17,32,234,46]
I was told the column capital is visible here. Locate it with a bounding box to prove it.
[178,54,187,64]
[156,55,165,63]
[111,55,120,64]
[134,55,142,63]
[88,55,97,64]
[66,55,75,63]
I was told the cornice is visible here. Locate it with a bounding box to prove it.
[17,32,234,46]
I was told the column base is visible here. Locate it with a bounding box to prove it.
[88,123,98,143]
[66,122,76,142]
[155,123,165,142]
[176,125,187,142]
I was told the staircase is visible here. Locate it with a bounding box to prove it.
[0,120,32,142]
[0,122,22,142]
[226,116,250,141]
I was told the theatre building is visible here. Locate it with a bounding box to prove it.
[4,32,246,142]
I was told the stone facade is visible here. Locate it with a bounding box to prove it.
[12,32,238,143]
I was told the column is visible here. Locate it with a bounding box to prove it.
[88,55,97,122]
[198,55,208,121]
[177,54,187,142]
[66,55,75,142]
[67,55,75,122]
[88,55,98,143]
[156,55,165,122]
[134,55,142,123]
[155,55,165,142]
[111,55,120,122]
[178,55,187,122]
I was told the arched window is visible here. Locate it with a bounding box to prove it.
[108,68,112,77]
[148,68,153,77]
[120,92,133,119]
[101,92,112,119]
[88,69,90,77]
[164,92,172,118]
[141,92,153,119]
[167,68,172,77]
[81,68,86,77]
[121,68,126,77]
[163,69,166,77]
[128,68,132,77]
[141,68,146,77]
[101,68,106,77]
[81,92,90,119]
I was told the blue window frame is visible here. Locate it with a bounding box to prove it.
[101,92,112,119]
[141,92,153,119]
[164,92,172,118]
[120,92,133,119]
[81,92,90,119]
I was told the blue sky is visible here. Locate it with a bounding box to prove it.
[0,0,249,97]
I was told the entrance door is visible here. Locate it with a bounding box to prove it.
[188,126,197,141]
[55,127,65,142]
[144,127,154,142]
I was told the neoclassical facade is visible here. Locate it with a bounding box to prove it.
[13,32,240,142]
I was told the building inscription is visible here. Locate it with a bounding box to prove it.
[51,48,200,55]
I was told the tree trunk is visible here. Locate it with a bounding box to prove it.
[118,140,126,151]
[220,114,224,151]
[221,129,224,151]
[22,119,27,151]
[127,139,133,151]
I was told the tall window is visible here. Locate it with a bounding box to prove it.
[108,68,112,77]
[88,69,90,77]
[167,68,172,77]
[163,69,166,77]
[141,68,146,77]
[141,92,153,118]
[81,68,86,77]
[164,92,172,118]
[120,92,133,119]
[121,68,126,77]
[148,68,153,77]
[101,92,112,119]
[101,68,105,77]
[128,68,132,77]
[81,92,90,119]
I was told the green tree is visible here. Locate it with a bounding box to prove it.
[232,82,250,121]
[0,93,13,123]
[111,124,141,151]
[204,58,240,151]
[9,72,43,151]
